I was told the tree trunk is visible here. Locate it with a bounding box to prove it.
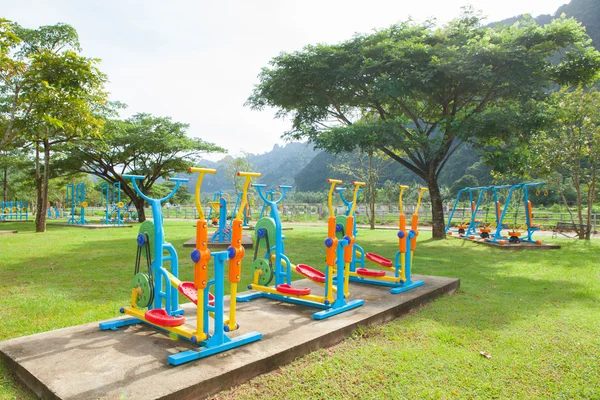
[35,140,50,232]
[368,154,376,230]
[427,175,446,239]
[2,166,7,203]
[134,197,146,222]
[573,175,585,239]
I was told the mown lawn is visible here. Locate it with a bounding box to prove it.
[1,221,599,399]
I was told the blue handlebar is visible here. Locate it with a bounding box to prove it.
[123,174,184,204]
[168,178,189,183]
[255,184,290,205]
[123,174,145,180]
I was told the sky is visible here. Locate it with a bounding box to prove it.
[3,0,569,160]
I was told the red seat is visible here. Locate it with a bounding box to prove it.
[276,284,311,296]
[296,264,326,283]
[356,268,386,277]
[144,309,185,327]
[366,252,393,267]
[178,282,215,306]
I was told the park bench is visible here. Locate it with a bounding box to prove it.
[552,221,590,238]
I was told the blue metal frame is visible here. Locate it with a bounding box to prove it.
[237,184,364,319]
[101,182,124,226]
[465,186,493,237]
[445,187,471,235]
[66,183,88,225]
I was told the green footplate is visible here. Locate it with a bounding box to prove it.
[132,272,154,308]
[138,220,156,259]
[254,258,273,286]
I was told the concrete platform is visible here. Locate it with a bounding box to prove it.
[0,229,17,234]
[183,232,253,249]
[0,274,458,400]
[450,235,561,250]
[49,223,133,229]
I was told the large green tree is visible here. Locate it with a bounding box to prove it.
[1,21,108,231]
[58,113,226,222]
[247,11,600,238]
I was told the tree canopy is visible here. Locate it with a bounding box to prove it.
[58,113,226,221]
[247,10,600,238]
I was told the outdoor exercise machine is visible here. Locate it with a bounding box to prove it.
[66,183,88,225]
[0,201,28,221]
[207,190,231,243]
[231,191,253,227]
[464,186,494,238]
[258,188,282,219]
[344,185,426,294]
[99,170,261,365]
[445,187,474,236]
[100,181,124,226]
[487,182,546,245]
[237,179,364,320]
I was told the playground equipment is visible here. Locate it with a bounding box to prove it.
[46,202,61,219]
[0,201,28,221]
[343,185,426,294]
[207,190,231,242]
[100,182,124,226]
[258,189,282,219]
[231,191,253,227]
[464,186,493,238]
[99,170,261,365]
[237,179,364,320]
[122,204,138,223]
[66,183,88,225]
[487,182,546,245]
[445,187,474,236]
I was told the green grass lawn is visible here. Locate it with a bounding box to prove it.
[1,221,599,399]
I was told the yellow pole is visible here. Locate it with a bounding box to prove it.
[187,167,216,339]
[411,187,428,273]
[398,185,409,282]
[227,171,261,332]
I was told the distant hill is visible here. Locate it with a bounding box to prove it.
[493,0,599,48]
[178,142,319,194]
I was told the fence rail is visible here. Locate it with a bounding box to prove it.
[107,204,597,232]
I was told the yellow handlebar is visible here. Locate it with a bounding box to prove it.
[236,171,261,220]
[237,171,262,178]
[349,181,364,216]
[327,179,342,217]
[188,167,217,219]
[189,167,217,174]
[415,187,428,216]
[398,185,408,214]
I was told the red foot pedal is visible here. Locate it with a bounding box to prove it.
[144,309,185,327]
[365,252,393,267]
[178,282,215,306]
[296,264,326,283]
[356,268,386,277]
[276,284,311,296]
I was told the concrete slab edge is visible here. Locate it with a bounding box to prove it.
[162,278,460,400]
